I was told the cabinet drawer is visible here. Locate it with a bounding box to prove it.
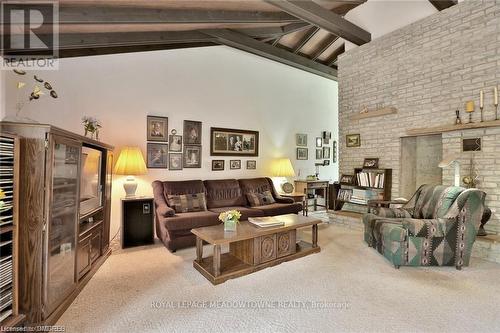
[276,231,296,258]
[77,235,91,279]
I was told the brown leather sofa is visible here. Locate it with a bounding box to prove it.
[152,177,302,252]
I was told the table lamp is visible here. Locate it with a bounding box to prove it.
[114,146,147,197]
[271,158,295,193]
[438,156,460,187]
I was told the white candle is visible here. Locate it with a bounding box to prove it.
[495,86,498,106]
[480,90,484,108]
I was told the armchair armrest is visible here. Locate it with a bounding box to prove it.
[370,207,412,219]
[400,218,449,238]
[152,181,175,217]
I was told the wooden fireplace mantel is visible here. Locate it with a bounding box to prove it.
[406,119,500,136]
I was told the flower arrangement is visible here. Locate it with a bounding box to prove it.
[82,116,102,140]
[218,210,241,232]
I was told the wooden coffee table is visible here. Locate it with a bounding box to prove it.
[191,214,321,285]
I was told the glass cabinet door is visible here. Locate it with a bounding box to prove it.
[45,135,80,316]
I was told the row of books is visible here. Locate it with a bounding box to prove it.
[337,188,384,205]
[357,171,385,189]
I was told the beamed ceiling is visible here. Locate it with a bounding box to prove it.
[1,0,458,81]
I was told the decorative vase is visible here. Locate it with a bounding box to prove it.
[224,219,237,232]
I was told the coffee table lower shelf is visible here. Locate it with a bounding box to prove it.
[193,240,320,285]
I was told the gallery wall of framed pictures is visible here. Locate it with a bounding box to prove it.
[295,130,336,167]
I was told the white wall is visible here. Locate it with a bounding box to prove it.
[344,0,437,50]
[3,46,339,239]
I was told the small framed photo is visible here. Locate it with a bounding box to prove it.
[230,160,241,170]
[296,147,308,160]
[183,145,202,168]
[323,160,330,166]
[296,133,307,147]
[147,143,168,168]
[363,158,379,169]
[147,116,168,142]
[340,174,355,184]
[169,134,182,152]
[246,160,257,169]
[212,160,225,171]
[322,146,330,159]
[316,137,323,147]
[169,153,183,170]
[184,120,202,145]
[315,149,323,159]
[322,131,331,144]
[346,134,361,147]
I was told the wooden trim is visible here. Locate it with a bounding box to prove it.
[350,107,397,121]
[292,26,320,53]
[204,29,337,80]
[264,0,371,45]
[310,34,339,61]
[406,119,500,136]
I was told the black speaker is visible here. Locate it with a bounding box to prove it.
[121,197,154,248]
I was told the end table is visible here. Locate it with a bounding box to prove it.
[281,192,307,216]
[121,197,154,248]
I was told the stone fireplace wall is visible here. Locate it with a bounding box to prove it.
[338,1,500,233]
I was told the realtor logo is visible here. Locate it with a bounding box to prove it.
[1,1,59,70]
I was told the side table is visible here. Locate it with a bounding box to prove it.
[121,197,155,248]
[281,192,307,216]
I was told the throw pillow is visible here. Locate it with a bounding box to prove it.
[167,193,207,213]
[246,190,276,207]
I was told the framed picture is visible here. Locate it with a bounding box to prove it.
[340,174,355,184]
[169,153,183,170]
[323,160,330,166]
[230,160,241,170]
[184,120,202,145]
[346,134,361,147]
[246,160,256,169]
[315,149,323,159]
[363,158,379,169]
[147,143,168,168]
[212,160,224,171]
[296,147,308,160]
[147,116,168,142]
[169,135,182,152]
[296,133,307,147]
[183,145,202,168]
[322,146,330,159]
[322,131,331,144]
[462,138,481,152]
[316,137,322,147]
[210,127,259,156]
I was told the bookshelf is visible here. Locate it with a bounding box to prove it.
[335,168,392,212]
[0,133,24,327]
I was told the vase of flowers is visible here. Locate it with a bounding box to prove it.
[82,116,102,140]
[218,210,241,232]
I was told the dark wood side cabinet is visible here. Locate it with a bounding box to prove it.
[122,197,154,248]
[0,122,113,326]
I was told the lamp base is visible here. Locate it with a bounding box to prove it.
[123,176,138,197]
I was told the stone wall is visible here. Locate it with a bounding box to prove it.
[338,1,500,233]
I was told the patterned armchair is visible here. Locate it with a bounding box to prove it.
[363,184,486,269]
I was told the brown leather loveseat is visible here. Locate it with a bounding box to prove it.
[152,177,302,252]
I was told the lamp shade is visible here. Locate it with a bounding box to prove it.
[271,158,295,177]
[114,147,147,175]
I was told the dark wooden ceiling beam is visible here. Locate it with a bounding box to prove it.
[292,26,320,53]
[428,0,457,11]
[240,22,310,39]
[310,34,339,61]
[264,0,371,45]
[204,29,337,80]
[324,43,345,67]
[57,6,302,24]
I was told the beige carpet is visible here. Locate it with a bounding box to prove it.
[57,224,500,333]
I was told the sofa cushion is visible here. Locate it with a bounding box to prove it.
[167,193,207,213]
[164,211,220,231]
[251,202,302,216]
[413,185,464,219]
[246,191,276,207]
[204,179,246,208]
[161,180,206,196]
[208,206,265,220]
[239,177,276,195]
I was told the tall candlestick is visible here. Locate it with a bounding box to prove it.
[480,90,484,108]
[495,86,498,106]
